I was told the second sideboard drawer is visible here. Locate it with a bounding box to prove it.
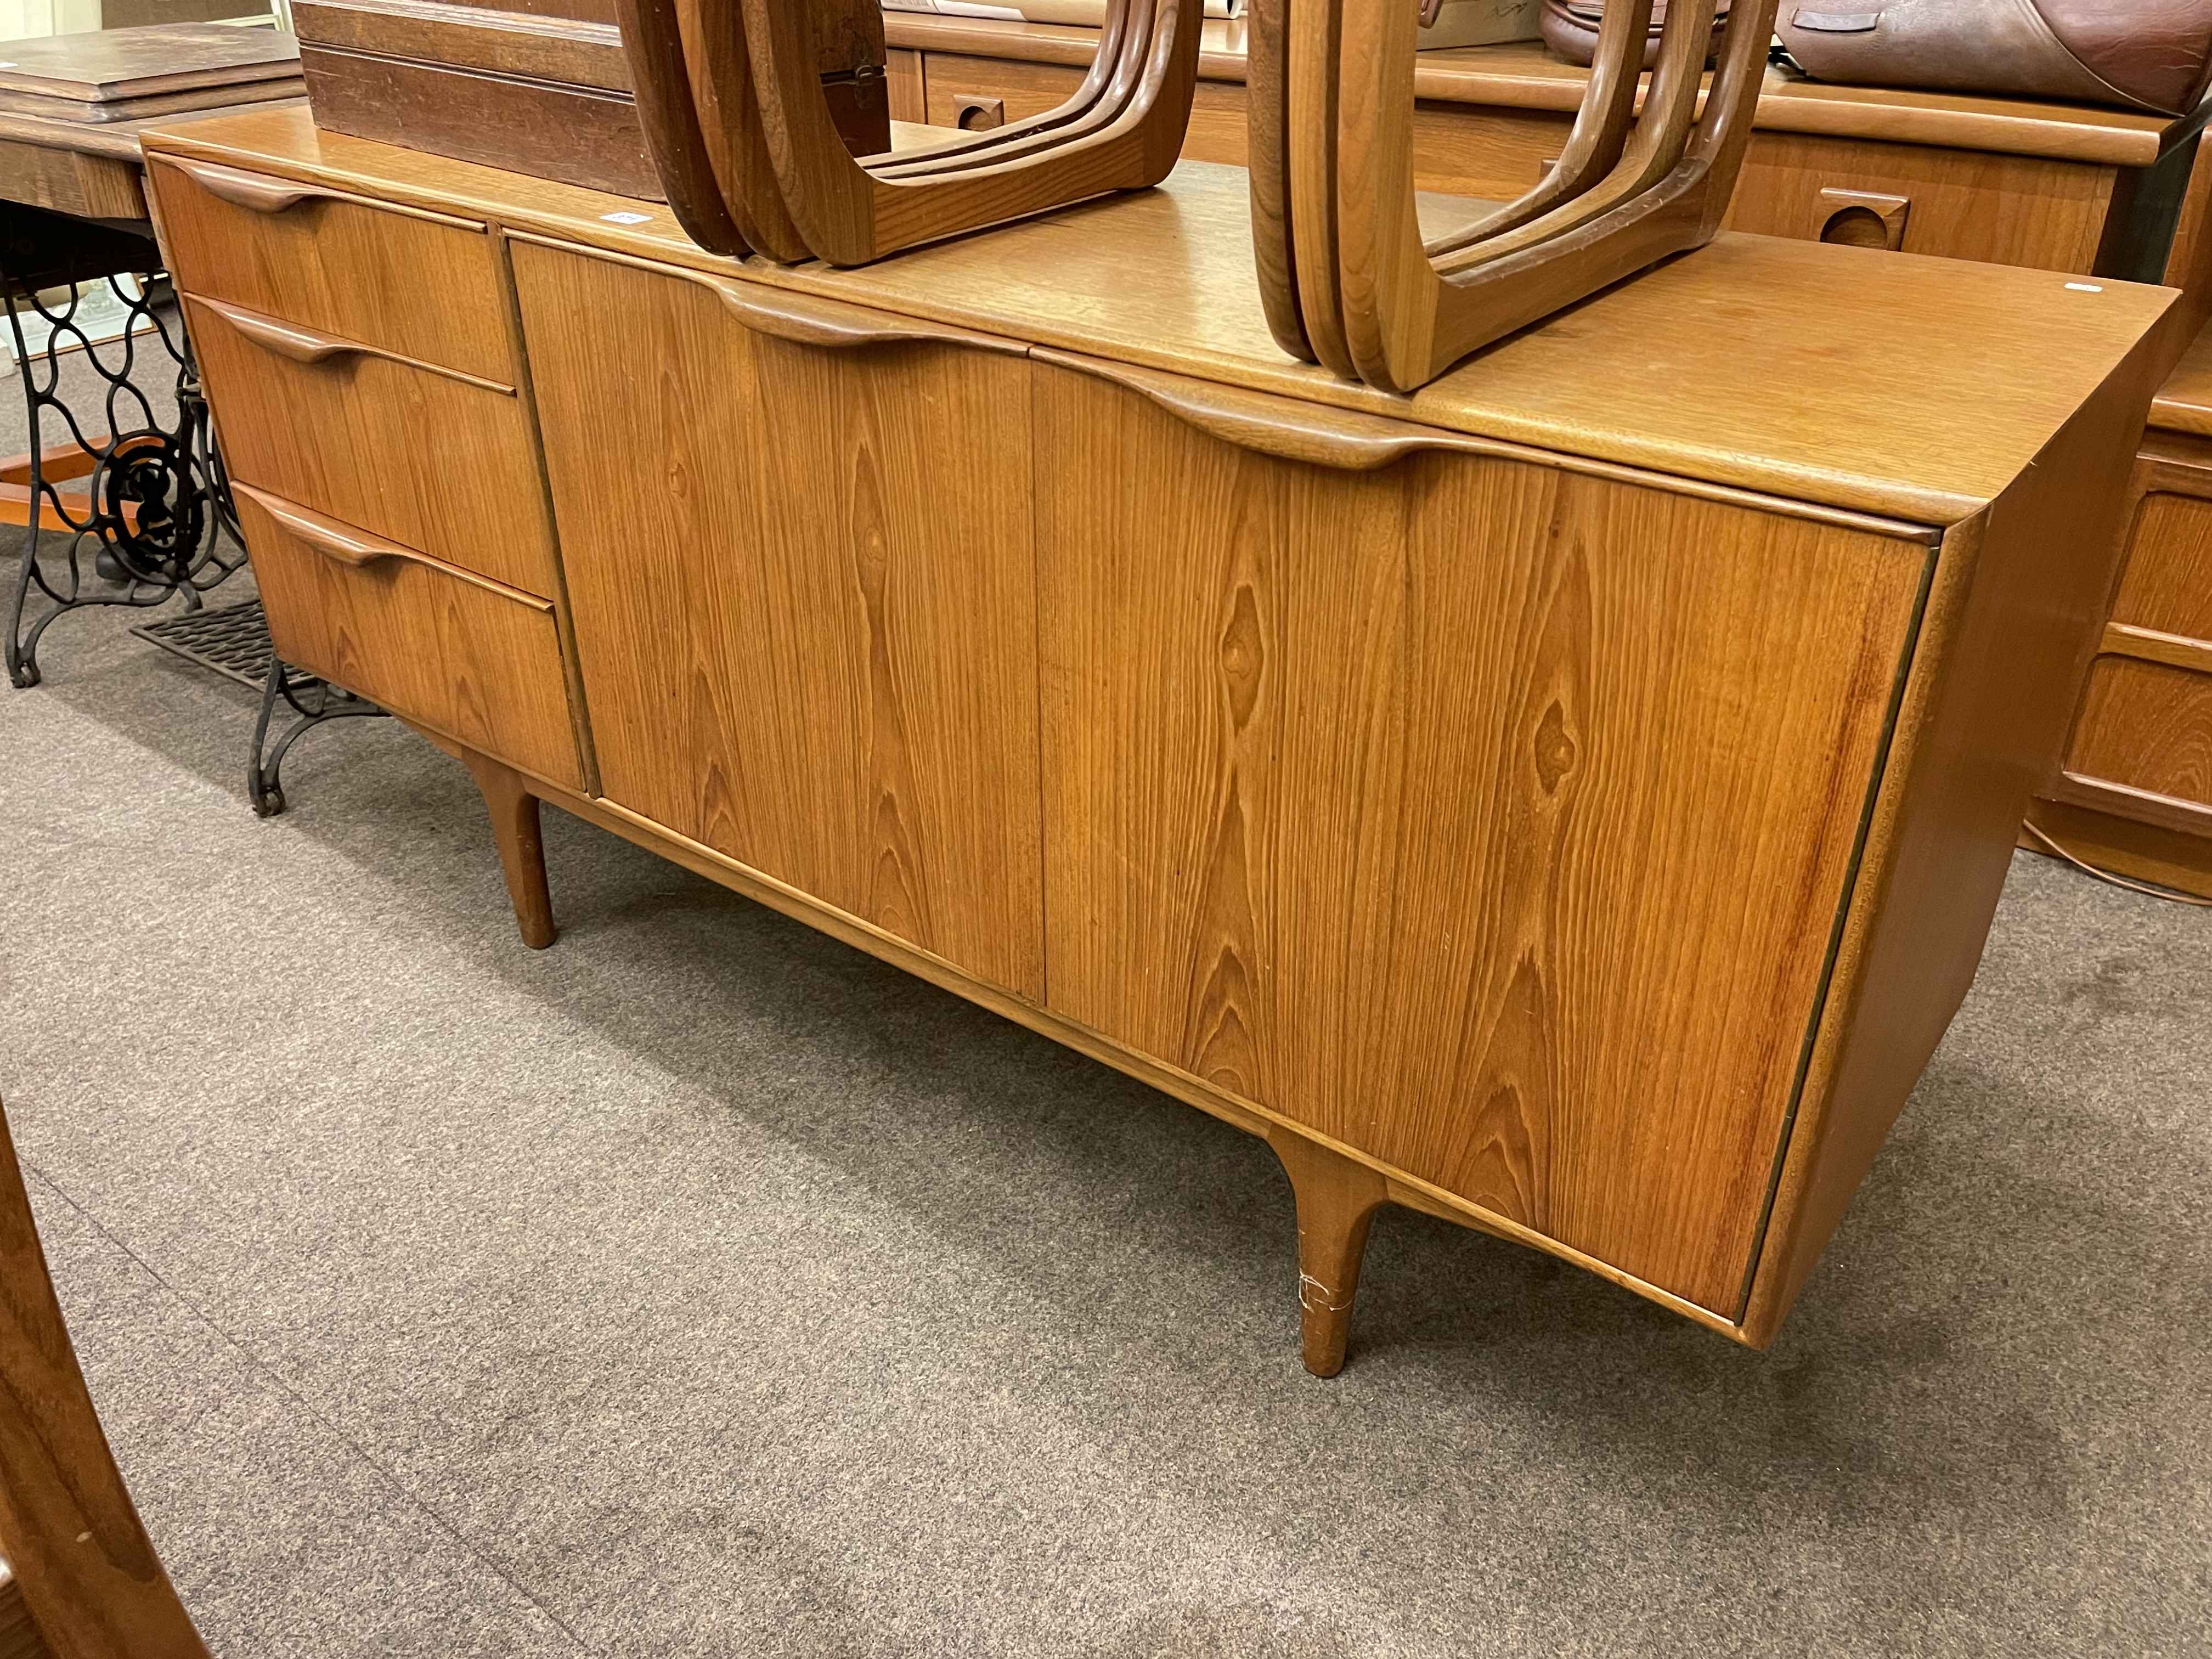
[150,153,512,385]
[2066,655,2212,814]
[186,294,557,599]
[2114,450,2212,644]
[234,485,583,791]
[1729,131,2114,271]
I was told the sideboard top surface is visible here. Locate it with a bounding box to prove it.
[144,104,2180,527]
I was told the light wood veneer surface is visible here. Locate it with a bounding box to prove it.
[143,105,2179,527]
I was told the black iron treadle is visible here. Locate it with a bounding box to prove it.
[129,596,284,689]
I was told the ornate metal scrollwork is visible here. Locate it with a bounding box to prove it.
[3,228,246,687]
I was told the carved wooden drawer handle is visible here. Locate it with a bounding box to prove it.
[187,295,517,392]
[163,155,331,215]
[698,273,1025,357]
[234,484,427,571]
[191,296,368,366]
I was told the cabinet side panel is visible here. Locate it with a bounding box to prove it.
[510,239,1045,999]
[1035,362,1930,1313]
[1745,306,2180,1345]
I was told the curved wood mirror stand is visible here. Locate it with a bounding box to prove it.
[617,0,753,257]
[870,0,1146,177]
[1253,0,1779,392]
[737,0,1200,266]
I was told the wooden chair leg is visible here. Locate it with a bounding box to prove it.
[458,749,558,949]
[1269,1127,1389,1378]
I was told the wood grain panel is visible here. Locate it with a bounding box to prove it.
[1034,358,1931,1312]
[297,42,662,201]
[235,486,583,789]
[509,239,1045,998]
[1750,314,2175,1345]
[1728,130,2113,272]
[183,295,557,597]
[887,48,926,125]
[147,155,510,382]
[0,137,145,219]
[2068,657,2212,810]
[2114,478,2212,645]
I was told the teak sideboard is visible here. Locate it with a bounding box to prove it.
[142,105,2179,1374]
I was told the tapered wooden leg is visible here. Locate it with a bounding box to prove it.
[458,748,557,949]
[1269,1128,1390,1378]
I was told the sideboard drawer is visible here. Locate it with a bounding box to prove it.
[149,154,512,384]
[2065,656,2212,813]
[2113,451,2212,644]
[185,294,557,599]
[918,52,2116,272]
[1728,132,2114,271]
[234,484,583,791]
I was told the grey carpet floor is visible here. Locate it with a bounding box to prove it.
[2,438,2209,1649]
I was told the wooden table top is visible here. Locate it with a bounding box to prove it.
[0,21,298,106]
[0,98,307,166]
[885,14,2188,167]
[144,104,2182,527]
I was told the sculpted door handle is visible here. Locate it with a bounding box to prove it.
[698,272,1026,357]
[1034,348,1492,471]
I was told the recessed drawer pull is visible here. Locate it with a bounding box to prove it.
[188,295,517,393]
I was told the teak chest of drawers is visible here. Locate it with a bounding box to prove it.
[143,106,2178,1374]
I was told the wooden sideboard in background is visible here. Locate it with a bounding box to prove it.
[880,14,2212,897]
[2027,319,2212,893]
[138,104,2177,1370]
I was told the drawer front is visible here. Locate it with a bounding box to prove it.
[150,154,512,383]
[2066,656,2212,812]
[185,294,558,599]
[2114,459,2212,645]
[235,485,583,790]
[1729,131,2114,272]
